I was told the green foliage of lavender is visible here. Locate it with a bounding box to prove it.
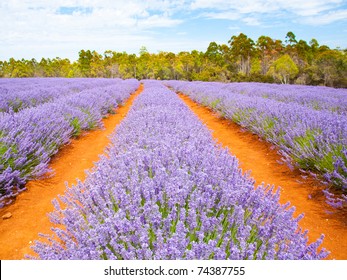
[166,80,347,208]
[0,78,140,207]
[31,81,328,260]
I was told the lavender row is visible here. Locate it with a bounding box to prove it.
[0,78,121,113]
[0,79,140,207]
[239,83,347,115]
[32,81,327,260]
[166,80,347,208]
[179,81,347,115]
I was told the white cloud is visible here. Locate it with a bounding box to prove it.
[190,0,345,19]
[275,0,343,16]
[242,17,261,26]
[302,9,347,25]
[201,11,240,20]
[0,1,204,60]
[139,14,183,28]
[0,1,186,53]
[204,12,261,26]
[0,0,346,60]
[228,26,240,30]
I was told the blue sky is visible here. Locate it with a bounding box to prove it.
[1,0,346,61]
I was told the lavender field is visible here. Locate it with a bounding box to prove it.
[0,78,140,207]
[32,81,327,260]
[166,80,347,209]
[3,78,346,259]
[0,78,121,113]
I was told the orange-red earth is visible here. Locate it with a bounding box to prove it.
[178,93,347,260]
[0,84,143,260]
[1,84,345,260]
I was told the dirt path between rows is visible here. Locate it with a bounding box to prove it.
[179,93,347,260]
[0,84,143,260]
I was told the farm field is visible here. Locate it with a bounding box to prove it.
[178,93,347,260]
[0,78,140,207]
[0,82,143,259]
[0,79,346,260]
[167,80,347,208]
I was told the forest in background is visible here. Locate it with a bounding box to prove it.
[1,32,347,88]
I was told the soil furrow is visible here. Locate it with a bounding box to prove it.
[178,93,347,260]
[0,84,143,260]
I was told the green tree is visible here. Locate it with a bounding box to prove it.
[78,50,93,77]
[268,54,299,84]
[137,46,152,79]
[314,50,342,86]
[176,51,194,80]
[256,35,283,75]
[51,57,71,77]
[1,31,345,87]
[309,39,319,55]
[0,61,4,77]
[67,62,81,78]
[164,52,177,79]
[228,33,255,75]
[104,50,120,78]
[126,53,137,79]
[90,51,105,77]
[285,31,297,46]
[8,58,34,77]
[205,42,224,66]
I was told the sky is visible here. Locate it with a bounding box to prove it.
[1,0,347,61]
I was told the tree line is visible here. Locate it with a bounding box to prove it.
[1,32,346,87]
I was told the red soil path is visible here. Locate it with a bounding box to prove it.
[1,84,345,260]
[0,84,143,260]
[178,93,347,260]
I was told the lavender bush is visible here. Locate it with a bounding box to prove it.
[166,80,347,209]
[216,82,347,115]
[0,78,121,113]
[31,81,328,260]
[0,78,139,207]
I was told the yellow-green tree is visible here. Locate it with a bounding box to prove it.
[268,54,299,84]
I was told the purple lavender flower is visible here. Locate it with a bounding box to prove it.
[31,80,328,260]
[166,80,347,208]
[0,78,140,207]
